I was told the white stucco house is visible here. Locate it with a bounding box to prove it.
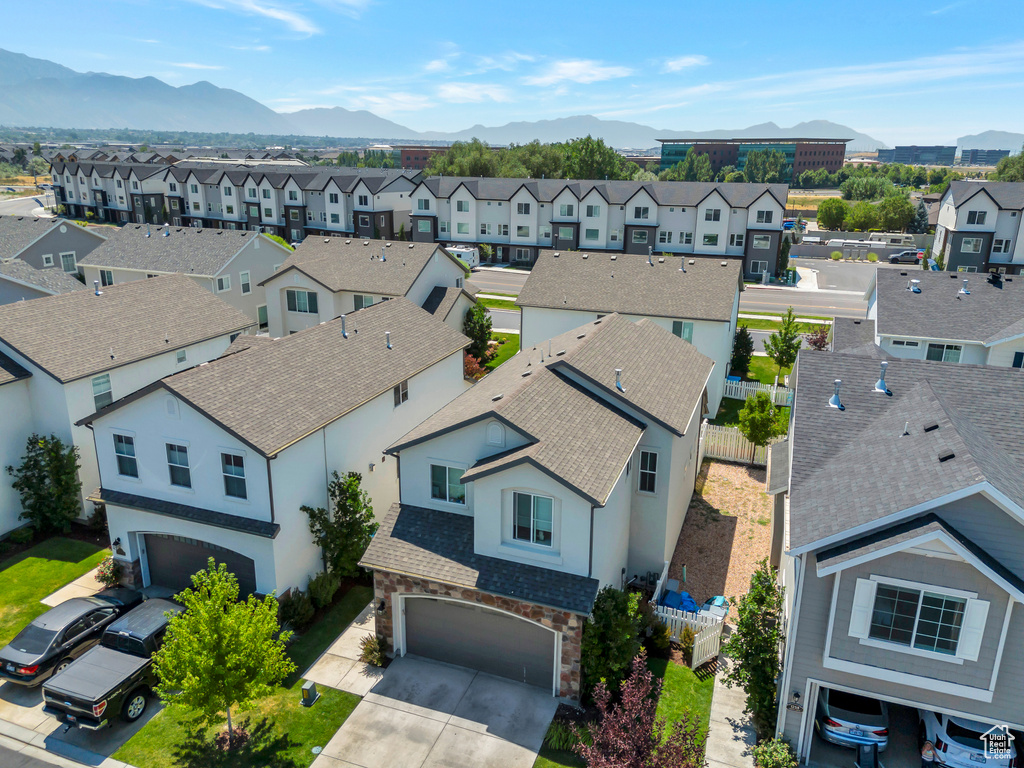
[362,314,713,700]
[78,298,469,596]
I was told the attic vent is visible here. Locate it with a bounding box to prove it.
[688,259,695,265]
[908,279,921,293]
[556,349,566,356]
[324,238,330,243]
[582,254,588,259]
[899,271,908,276]
[345,239,351,244]
[386,242,392,247]
[363,241,370,246]
[610,254,617,260]
[923,422,940,433]
[521,370,532,377]
[938,449,956,463]
[658,257,665,263]
[491,393,504,401]
[408,243,415,248]
[720,261,727,267]
[576,333,586,340]
[553,252,561,258]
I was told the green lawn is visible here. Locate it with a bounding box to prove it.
[737,318,829,333]
[712,399,790,430]
[0,538,108,646]
[486,332,520,371]
[113,585,373,768]
[479,297,520,311]
[746,358,792,386]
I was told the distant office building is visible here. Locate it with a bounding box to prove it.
[657,138,849,177]
[394,145,450,171]
[959,148,1011,166]
[875,146,957,165]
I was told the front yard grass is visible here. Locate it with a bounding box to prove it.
[737,318,829,333]
[479,297,520,311]
[0,537,108,646]
[113,585,373,768]
[745,358,792,386]
[486,332,520,371]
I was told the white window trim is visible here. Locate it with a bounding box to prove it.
[216,274,231,293]
[165,440,193,491]
[429,462,467,506]
[59,251,77,273]
[239,271,251,295]
[511,490,555,547]
[220,449,249,503]
[112,431,140,482]
[42,253,54,267]
[637,449,658,495]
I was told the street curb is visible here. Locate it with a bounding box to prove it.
[472,266,531,274]
[0,715,136,768]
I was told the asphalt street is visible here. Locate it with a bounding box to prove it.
[487,308,521,332]
[0,195,54,217]
[0,745,77,768]
[468,269,529,295]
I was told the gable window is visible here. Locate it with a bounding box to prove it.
[216,275,231,292]
[166,443,191,488]
[756,210,774,224]
[100,269,114,287]
[638,450,658,494]
[92,374,113,410]
[417,198,430,211]
[703,233,719,247]
[221,453,246,499]
[513,491,553,546]
[705,208,721,222]
[176,349,187,364]
[354,294,374,310]
[329,192,339,204]
[586,204,601,217]
[659,230,673,244]
[132,181,139,190]
[633,206,650,219]
[116,179,123,189]
[516,225,530,238]
[517,202,531,215]
[223,186,233,197]
[632,230,648,244]
[168,182,177,192]
[286,289,318,314]
[926,343,961,363]
[113,434,138,478]
[672,321,694,343]
[60,252,77,273]
[456,199,469,213]
[393,379,409,407]
[961,237,983,254]
[262,189,271,199]
[730,233,746,248]
[288,190,298,201]
[966,210,987,225]
[239,271,251,295]
[559,204,574,217]
[248,188,257,198]
[430,464,465,504]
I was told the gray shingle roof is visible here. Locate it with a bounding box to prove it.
[360,503,599,615]
[0,259,89,295]
[788,351,1024,552]
[266,239,461,296]
[421,285,472,321]
[78,225,264,277]
[391,314,712,505]
[947,180,1024,210]
[140,297,468,457]
[516,251,740,322]
[89,488,279,538]
[875,268,1024,345]
[0,274,254,383]
[0,216,60,259]
[766,441,790,495]
[0,351,31,387]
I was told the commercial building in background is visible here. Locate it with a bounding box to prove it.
[657,138,849,176]
[876,146,957,165]
[394,145,450,170]
[959,149,1012,166]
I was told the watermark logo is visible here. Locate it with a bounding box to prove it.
[983,725,1015,760]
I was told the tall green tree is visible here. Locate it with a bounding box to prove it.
[816,197,849,230]
[845,200,879,231]
[580,587,641,697]
[303,472,377,578]
[153,560,295,749]
[463,303,493,361]
[659,147,714,182]
[28,156,50,181]
[763,307,802,378]
[731,326,755,377]
[562,135,623,180]
[742,149,786,183]
[909,200,930,234]
[777,238,791,276]
[990,144,1024,182]
[738,392,785,465]
[878,194,915,231]
[721,559,785,738]
[6,434,81,535]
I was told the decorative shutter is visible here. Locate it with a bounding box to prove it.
[848,578,877,639]
[956,599,990,662]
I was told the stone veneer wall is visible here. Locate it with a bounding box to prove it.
[373,570,585,700]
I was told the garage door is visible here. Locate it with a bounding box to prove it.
[404,597,555,690]
[144,534,257,596]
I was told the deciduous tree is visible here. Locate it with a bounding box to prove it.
[816,197,848,230]
[6,434,81,535]
[763,307,801,377]
[738,392,784,465]
[878,194,915,231]
[562,135,623,181]
[302,471,377,578]
[845,200,879,231]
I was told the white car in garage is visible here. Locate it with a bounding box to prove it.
[919,710,1018,768]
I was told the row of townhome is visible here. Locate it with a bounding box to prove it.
[49,160,421,242]
[934,181,1024,274]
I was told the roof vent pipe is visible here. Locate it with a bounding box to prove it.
[381,245,386,262]
[93,280,102,296]
[340,314,347,339]
[615,368,625,393]
[648,246,653,265]
[910,279,921,293]
[828,379,845,410]
[873,361,891,395]
[385,331,392,349]
[959,279,970,295]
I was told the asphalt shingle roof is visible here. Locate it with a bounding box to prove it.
[830,317,892,358]
[947,180,1024,210]
[0,216,60,259]
[360,503,600,615]
[0,351,31,387]
[516,251,740,322]
[89,488,279,538]
[143,297,468,457]
[421,285,472,321]
[0,274,254,383]
[0,259,89,295]
[875,268,1024,345]
[78,225,263,276]
[788,351,1024,552]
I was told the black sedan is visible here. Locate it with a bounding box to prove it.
[0,588,143,687]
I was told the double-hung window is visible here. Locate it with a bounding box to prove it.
[430,464,465,504]
[586,204,600,217]
[517,202,531,215]
[729,233,745,248]
[286,289,318,314]
[221,453,246,499]
[166,443,191,488]
[480,223,491,236]
[672,321,693,343]
[926,343,962,363]
[681,232,694,245]
[513,491,552,546]
[638,450,658,493]
[239,271,251,295]
[60,252,77,273]
[393,379,409,406]
[659,230,673,244]
[113,434,138,478]
[92,374,113,410]
[993,239,1011,254]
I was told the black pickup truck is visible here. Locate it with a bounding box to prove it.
[41,599,181,730]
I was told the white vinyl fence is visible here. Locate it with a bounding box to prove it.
[700,420,781,466]
[723,378,793,406]
[650,560,724,668]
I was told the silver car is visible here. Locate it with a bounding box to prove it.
[814,688,889,751]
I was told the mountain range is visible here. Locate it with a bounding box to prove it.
[9,46,1014,154]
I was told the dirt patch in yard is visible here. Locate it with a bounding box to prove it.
[668,460,773,619]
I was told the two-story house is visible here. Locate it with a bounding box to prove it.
[0,276,254,534]
[517,251,741,414]
[260,238,471,337]
[77,224,294,327]
[0,215,107,289]
[362,314,713,700]
[865,268,1024,368]
[933,181,1023,274]
[774,351,1024,762]
[78,298,469,596]
[0,260,87,304]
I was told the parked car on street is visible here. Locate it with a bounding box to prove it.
[887,249,922,264]
[0,589,143,687]
[42,598,181,730]
[814,688,889,751]
[919,710,1017,768]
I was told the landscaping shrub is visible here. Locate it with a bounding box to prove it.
[544,719,588,751]
[279,589,315,631]
[96,555,123,588]
[679,624,696,666]
[307,570,341,609]
[638,599,672,658]
[87,503,108,533]
[753,738,798,768]
[6,434,82,535]
[830,251,841,260]
[731,326,754,377]
[358,634,387,666]
[580,587,642,697]
[867,252,878,262]
[463,351,487,380]
[8,526,34,545]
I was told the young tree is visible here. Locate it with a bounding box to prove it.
[738,392,784,465]
[804,325,830,351]
[721,559,784,738]
[763,307,801,378]
[153,560,295,749]
[731,326,755,377]
[816,197,848,230]
[580,587,641,696]
[777,237,791,276]
[6,434,82,535]
[575,649,707,768]
[463,303,493,361]
[302,471,377,578]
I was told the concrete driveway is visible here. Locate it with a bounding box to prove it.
[312,655,558,768]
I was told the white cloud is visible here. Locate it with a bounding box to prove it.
[424,59,450,73]
[523,59,632,86]
[169,61,225,70]
[347,91,434,115]
[437,82,512,103]
[231,44,272,51]
[662,54,709,73]
[185,0,321,35]
[468,52,535,75]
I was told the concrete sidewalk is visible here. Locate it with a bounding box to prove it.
[302,602,385,696]
[705,657,756,768]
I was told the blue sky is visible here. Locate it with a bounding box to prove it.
[9,0,1024,144]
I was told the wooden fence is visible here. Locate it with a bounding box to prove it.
[700,420,781,466]
[723,378,793,406]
